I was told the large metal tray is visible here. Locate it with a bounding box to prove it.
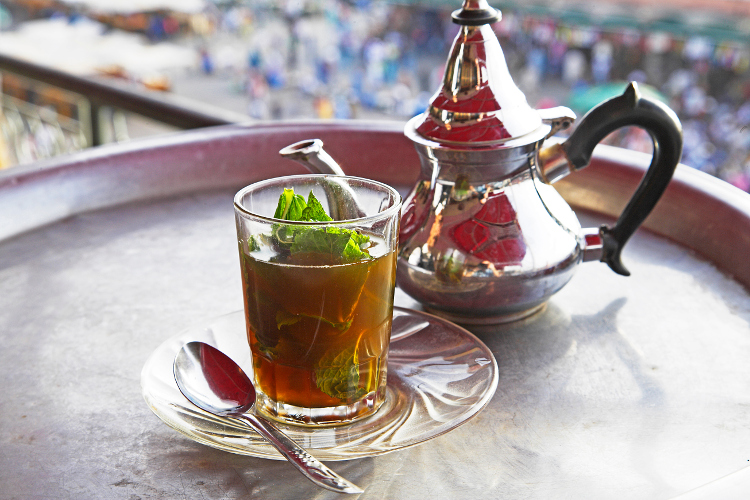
[1,121,748,499]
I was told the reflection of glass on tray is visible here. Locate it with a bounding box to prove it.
[234,175,402,426]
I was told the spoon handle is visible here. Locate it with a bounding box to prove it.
[239,413,364,494]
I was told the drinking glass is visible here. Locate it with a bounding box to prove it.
[234,174,401,426]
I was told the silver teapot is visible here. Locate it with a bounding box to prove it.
[281,0,683,324]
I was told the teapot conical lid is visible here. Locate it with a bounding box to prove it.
[409,0,543,147]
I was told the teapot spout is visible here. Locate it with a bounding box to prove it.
[279,139,366,220]
[279,139,345,176]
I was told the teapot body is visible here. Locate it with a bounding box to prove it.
[397,134,584,324]
[279,3,682,325]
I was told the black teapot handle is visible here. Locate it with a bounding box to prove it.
[562,82,683,276]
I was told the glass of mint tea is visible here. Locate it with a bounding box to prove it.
[234,175,401,426]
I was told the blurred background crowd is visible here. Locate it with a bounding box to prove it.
[0,0,749,191]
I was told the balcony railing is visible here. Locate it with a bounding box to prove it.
[0,53,248,168]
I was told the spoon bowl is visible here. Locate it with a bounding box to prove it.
[173,341,363,494]
[174,341,255,416]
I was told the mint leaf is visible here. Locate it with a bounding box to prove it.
[314,346,367,401]
[247,235,261,252]
[270,188,372,263]
[255,342,279,360]
[290,227,371,263]
[349,230,370,247]
[341,232,372,262]
[273,188,292,219]
[274,188,306,220]
[342,236,365,262]
[291,226,349,255]
[274,189,330,222]
[300,192,333,222]
[276,310,301,329]
[273,188,294,219]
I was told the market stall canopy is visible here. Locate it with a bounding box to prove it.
[412,0,750,43]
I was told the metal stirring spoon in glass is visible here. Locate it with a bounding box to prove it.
[173,341,363,495]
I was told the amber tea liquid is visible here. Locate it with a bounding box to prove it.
[240,239,396,425]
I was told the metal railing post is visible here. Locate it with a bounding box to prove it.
[90,102,102,147]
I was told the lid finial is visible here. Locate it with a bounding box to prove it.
[451,0,501,26]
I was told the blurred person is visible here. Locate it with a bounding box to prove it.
[199,48,214,75]
[664,69,694,99]
[314,95,334,119]
[548,38,567,78]
[683,85,710,118]
[333,93,353,119]
[681,119,716,174]
[163,15,180,37]
[592,39,613,84]
[383,32,402,85]
[147,15,165,41]
[521,44,546,91]
[708,104,737,146]
[562,49,586,86]
[246,68,269,119]
[643,33,671,86]
[364,37,386,90]
[737,101,750,127]
[265,49,286,89]
[190,13,214,38]
[222,7,244,34]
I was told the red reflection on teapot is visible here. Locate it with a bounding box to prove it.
[449,192,526,266]
[400,180,434,243]
[415,115,512,144]
[414,26,514,144]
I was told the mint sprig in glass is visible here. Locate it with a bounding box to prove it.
[270,188,373,264]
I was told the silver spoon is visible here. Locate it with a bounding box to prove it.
[173,341,363,495]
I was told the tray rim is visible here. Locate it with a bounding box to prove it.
[1,121,748,290]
